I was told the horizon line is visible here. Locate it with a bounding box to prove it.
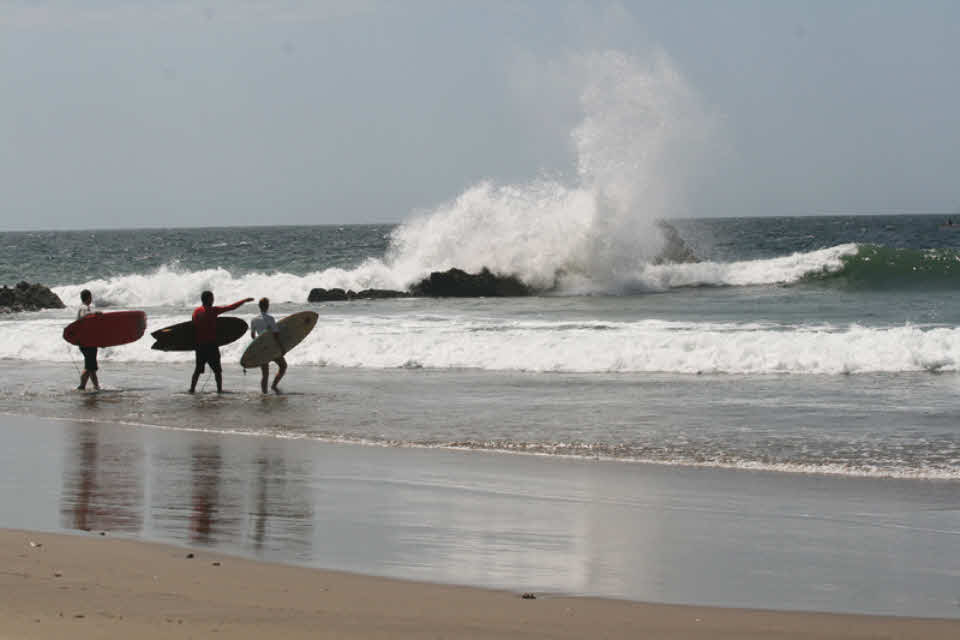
[3,211,959,234]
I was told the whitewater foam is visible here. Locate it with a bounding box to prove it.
[52,264,324,309]
[44,240,864,309]
[8,312,960,375]
[637,244,859,289]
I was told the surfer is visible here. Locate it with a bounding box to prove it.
[76,289,101,391]
[249,297,287,394]
[189,291,254,393]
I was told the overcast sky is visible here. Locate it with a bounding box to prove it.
[2,1,959,231]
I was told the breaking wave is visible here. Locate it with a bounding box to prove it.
[45,240,960,311]
[802,245,960,290]
[6,312,960,375]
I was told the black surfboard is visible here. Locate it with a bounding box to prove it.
[150,317,248,351]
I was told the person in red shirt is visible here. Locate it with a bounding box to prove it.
[189,290,254,393]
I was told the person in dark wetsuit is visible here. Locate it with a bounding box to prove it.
[189,290,253,393]
[76,289,101,391]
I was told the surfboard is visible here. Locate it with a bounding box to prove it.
[150,317,248,351]
[240,311,318,368]
[63,310,147,348]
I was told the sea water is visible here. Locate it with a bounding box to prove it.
[1,215,960,481]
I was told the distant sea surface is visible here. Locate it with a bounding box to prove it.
[2,214,960,480]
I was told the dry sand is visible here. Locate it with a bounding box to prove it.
[1,529,957,639]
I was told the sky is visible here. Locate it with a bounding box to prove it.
[2,0,959,231]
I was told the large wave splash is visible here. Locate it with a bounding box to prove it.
[354,49,712,293]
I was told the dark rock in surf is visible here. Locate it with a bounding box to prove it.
[308,287,410,302]
[410,267,533,297]
[308,288,349,302]
[350,288,410,300]
[0,281,66,313]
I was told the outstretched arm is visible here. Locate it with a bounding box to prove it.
[216,297,254,315]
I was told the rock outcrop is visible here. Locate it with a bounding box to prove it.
[309,268,533,302]
[307,287,409,303]
[308,288,349,302]
[409,268,532,297]
[0,281,66,313]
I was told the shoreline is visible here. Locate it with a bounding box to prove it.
[3,360,960,483]
[13,409,960,482]
[2,412,958,620]
[3,528,958,639]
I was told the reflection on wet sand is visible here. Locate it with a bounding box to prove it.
[246,451,313,555]
[252,456,269,549]
[19,416,957,618]
[60,422,143,533]
[59,421,314,560]
[189,441,222,544]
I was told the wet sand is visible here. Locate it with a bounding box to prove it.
[3,528,958,640]
[0,412,958,621]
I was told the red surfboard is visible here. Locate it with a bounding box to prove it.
[63,310,147,348]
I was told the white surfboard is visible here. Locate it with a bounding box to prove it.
[240,311,318,368]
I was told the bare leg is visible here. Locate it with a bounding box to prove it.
[272,357,287,392]
[260,364,269,394]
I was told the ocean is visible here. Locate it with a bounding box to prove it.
[1,214,959,481]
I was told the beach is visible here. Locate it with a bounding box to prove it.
[3,529,959,640]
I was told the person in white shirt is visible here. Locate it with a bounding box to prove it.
[250,297,287,393]
[76,289,101,391]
